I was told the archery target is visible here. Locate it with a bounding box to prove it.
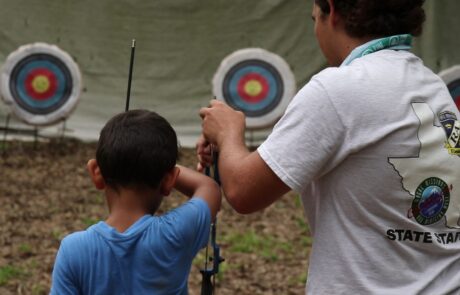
[439,65,460,111]
[213,48,296,129]
[1,43,82,126]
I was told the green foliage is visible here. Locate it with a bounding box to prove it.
[94,194,105,205]
[82,217,99,227]
[192,251,207,267]
[296,217,309,233]
[0,265,23,286]
[217,261,228,281]
[223,230,294,262]
[51,229,63,240]
[289,272,308,286]
[27,259,39,270]
[32,283,47,295]
[294,195,303,208]
[301,236,313,247]
[19,243,32,254]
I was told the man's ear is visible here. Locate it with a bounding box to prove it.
[327,0,340,26]
[87,159,106,190]
[160,166,180,196]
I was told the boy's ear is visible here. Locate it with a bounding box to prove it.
[87,159,106,190]
[160,166,180,196]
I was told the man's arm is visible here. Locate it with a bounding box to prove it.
[198,101,290,214]
[174,165,222,220]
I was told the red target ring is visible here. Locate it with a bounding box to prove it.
[0,43,82,126]
[213,48,296,129]
[237,73,269,103]
[25,68,58,100]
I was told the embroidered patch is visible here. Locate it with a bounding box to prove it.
[439,111,460,155]
[412,177,450,225]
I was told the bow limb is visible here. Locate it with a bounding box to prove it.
[200,153,224,294]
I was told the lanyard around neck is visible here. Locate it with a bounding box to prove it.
[341,34,413,67]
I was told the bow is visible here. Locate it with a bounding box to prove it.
[123,40,224,294]
[201,152,224,295]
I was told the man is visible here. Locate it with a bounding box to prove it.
[198,0,460,293]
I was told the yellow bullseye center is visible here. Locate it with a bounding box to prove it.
[31,75,50,93]
[244,80,263,97]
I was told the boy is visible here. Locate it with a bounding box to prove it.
[51,109,221,294]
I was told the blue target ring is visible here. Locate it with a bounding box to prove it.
[227,65,278,113]
[222,60,283,117]
[10,54,72,115]
[16,60,67,110]
[213,48,296,129]
[1,43,82,126]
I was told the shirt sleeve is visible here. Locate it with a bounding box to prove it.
[50,239,80,295]
[161,198,211,256]
[258,77,346,193]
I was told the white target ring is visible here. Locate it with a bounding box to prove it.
[1,43,82,126]
[439,65,460,110]
[212,48,296,129]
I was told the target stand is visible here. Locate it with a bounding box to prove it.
[213,48,296,146]
[439,65,460,111]
[0,43,82,146]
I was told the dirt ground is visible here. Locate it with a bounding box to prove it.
[0,139,311,294]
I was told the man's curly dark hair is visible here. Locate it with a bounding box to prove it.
[315,0,426,38]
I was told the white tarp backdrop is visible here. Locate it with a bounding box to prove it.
[0,0,459,146]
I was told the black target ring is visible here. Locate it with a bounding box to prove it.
[10,53,73,115]
[222,59,284,117]
[213,48,296,129]
[1,43,82,126]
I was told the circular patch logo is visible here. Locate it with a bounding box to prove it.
[412,177,450,225]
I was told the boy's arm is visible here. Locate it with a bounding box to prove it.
[50,242,79,295]
[174,165,221,220]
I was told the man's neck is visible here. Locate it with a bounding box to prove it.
[334,33,375,66]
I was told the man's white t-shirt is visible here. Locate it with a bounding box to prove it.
[258,50,460,294]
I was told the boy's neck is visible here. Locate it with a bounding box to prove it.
[104,186,162,233]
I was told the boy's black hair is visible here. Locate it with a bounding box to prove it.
[96,109,178,189]
[315,0,426,38]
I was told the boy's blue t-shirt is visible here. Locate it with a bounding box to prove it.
[50,198,211,295]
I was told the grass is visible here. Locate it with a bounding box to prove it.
[289,272,307,286]
[0,265,24,286]
[32,283,47,295]
[192,251,207,268]
[223,230,292,262]
[294,195,303,208]
[19,243,33,254]
[94,194,105,205]
[0,142,7,150]
[27,259,39,270]
[82,217,99,227]
[51,229,63,241]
